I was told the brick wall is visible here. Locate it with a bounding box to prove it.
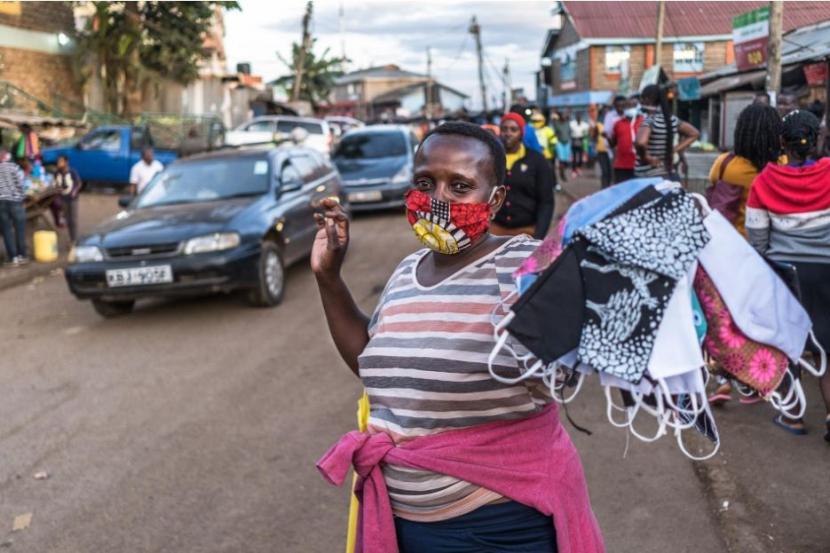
[0,46,82,105]
[0,1,74,34]
[581,40,734,94]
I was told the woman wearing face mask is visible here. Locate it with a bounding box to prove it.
[311,122,604,553]
[746,110,830,441]
[491,113,554,239]
[634,84,699,180]
[609,97,645,184]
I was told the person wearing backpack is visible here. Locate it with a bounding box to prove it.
[706,104,783,406]
[706,104,782,236]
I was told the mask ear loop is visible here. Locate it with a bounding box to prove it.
[627,390,669,443]
[549,370,586,404]
[675,403,721,462]
[488,326,546,385]
[798,329,827,378]
[768,369,807,419]
[604,385,634,429]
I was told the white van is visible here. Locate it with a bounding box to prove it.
[225,116,332,157]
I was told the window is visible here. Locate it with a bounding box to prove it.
[79,130,121,152]
[246,120,275,133]
[276,120,324,135]
[135,157,270,208]
[333,131,408,159]
[559,53,576,87]
[673,42,705,73]
[604,46,630,74]
[290,154,318,181]
[279,160,302,188]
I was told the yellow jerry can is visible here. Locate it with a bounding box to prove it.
[33,230,59,263]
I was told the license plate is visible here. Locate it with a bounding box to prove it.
[348,190,383,203]
[106,265,173,287]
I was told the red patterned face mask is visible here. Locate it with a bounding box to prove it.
[405,189,493,254]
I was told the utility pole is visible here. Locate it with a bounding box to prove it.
[469,16,488,113]
[654,0,666,66]
[766,0,784,104]
[292,1,313,102]
[425,47,433,119]
[502,58,511,111]
[338,1,346,64]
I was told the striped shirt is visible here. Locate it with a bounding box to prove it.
[634,112,679,178]
[359,235,551,522]
[0,161,25,202]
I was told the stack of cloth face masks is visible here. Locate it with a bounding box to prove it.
[488,179,827,461]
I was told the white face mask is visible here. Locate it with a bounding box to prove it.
[624,106,640,119]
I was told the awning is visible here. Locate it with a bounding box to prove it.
[699,69,765,97]
[548,90,613,107]
[0,112,87,128]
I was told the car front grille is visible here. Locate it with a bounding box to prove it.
[106,242,181,259]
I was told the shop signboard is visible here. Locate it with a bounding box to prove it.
[733,7,770,71]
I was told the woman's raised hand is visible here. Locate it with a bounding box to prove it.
[311,197,350,281]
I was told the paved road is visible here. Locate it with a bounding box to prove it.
[0,189,827,553]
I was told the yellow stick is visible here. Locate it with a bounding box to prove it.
[345,390,370,553]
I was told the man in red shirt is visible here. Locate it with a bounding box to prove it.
[610,97,644,184]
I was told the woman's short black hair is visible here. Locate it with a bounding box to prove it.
[734,104,782,171]
[419,121,506,186]
[782,109,821,161]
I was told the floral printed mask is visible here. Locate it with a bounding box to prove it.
[694,266,789,397]
[405,189,494,255]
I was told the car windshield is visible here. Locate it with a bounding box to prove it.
[277,120,324,135]
[136,157,270,208]
[334,131,406,159]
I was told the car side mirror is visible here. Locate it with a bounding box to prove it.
[280,177,302,193]
[118,196,132,208]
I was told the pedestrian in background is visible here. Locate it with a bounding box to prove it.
[53,154,83,242]
[553,110,571,182]
[610,96,644,184]
[530,111,558,184]
[603,95,626,142]
[493,113,554,239]
[745,109,830,441]
[707,104,782,235]
[0,148,29,265]
[569,112,590,177]
[129,147,164,196]
[594,107,612,188]
[14,124,41,164]
[634,84,699,180]
[312,121,603,552]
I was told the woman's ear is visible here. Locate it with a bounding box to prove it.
[489,185,506,215]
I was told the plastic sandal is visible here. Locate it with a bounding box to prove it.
[772,415,807,436]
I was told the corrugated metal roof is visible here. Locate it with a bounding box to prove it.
[562,1,830,40]
[335,65,426,85]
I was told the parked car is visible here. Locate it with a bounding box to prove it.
[224,116,332,157]
[331,125,418,211]
[65,145,346,317]
[42,125,178,186]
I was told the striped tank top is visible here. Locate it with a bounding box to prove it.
[358,235,551,522]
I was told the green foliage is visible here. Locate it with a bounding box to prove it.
[275,39,347,109]
[73,1,239,115]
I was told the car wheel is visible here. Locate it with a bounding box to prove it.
[92,299,135,318]
[247,241,284,307]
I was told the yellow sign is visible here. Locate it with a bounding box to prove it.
[0,2,22,15]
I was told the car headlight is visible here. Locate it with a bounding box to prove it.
[391,165,411,184]
[183,232,241,255]
[68,245,103,263]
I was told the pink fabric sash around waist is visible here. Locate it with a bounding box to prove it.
[317,405,605,553]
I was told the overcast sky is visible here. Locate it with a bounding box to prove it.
[223,1,555,109]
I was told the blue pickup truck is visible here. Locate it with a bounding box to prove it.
[42,125,178,186]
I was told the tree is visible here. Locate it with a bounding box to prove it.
[73,1,239,117]
[273,1,347,110]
